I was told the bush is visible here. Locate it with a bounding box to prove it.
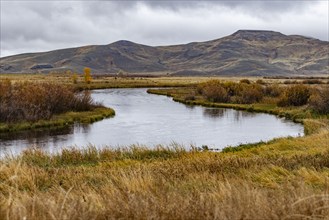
[256,79,266,85]
[308,88,329,114]
[263,84,282,97]
[222,81,242,96]
[240,79,251,84]
[200,80,230,103]
[283,80,299,84]
[184,95,195,101]
[278,85,311,106]
[237,84,263,104]
[302,79,323,84]
[0,81,97,123]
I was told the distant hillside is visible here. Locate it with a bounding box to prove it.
[1,30,328,76]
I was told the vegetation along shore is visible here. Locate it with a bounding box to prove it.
[0,77,115,133]
[0,74,328,219]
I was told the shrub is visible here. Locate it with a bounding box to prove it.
[308,88,329,114]
[200,80,230,103]
[0,81,98,123]
[263,84,282,97]
[72,73,78,84]
[256,79,266,85]
[283,80,299,84]
[184,95,195,101]
[237,84,263,104]
[302,79,323,84]
[196,83,205,95]
[278,85,311,106]
[240,79,251,84]
[222,81,242,96]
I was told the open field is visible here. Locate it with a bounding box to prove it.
[1,73,328,90]
[0,74,216,89]
[0,74,329,219]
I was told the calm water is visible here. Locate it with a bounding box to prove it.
[0,88,304,157]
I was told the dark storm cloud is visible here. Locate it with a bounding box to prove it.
[0,0,328,57]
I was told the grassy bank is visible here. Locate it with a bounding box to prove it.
[1,76,329,219]
[148,88,305,120]
[0,80,115,133]
[147,86,329,134]
[1,128,329,220]
[0,107,115,133]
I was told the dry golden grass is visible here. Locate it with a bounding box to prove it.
[0,73,278,89]
[1,128,329,219]
[1,74,329,219]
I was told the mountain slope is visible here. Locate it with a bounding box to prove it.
[1,30,328,76]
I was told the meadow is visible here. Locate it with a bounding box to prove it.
[1,129,329,219]
[0,73,329,219]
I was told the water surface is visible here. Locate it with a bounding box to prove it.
[0,88,304,157]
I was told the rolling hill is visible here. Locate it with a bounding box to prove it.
[1,30,328,76]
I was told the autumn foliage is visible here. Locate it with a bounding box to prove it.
[84,67,92,84]
[196,80,328,114]
[197,80,263,104]
[277,84,311,106]
[0,80,97,122]
[308,88,329,114]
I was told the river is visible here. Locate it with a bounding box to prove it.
[0,88,304,157]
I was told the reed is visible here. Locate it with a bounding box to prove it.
[1,129,329,219]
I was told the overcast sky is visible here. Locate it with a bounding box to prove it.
[0,0,328,57]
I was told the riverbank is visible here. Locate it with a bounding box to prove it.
[1,128,329,219]
[147,88,329,135]
[1,76,329,219]
[0,107,115,133]
[0,80,116,133]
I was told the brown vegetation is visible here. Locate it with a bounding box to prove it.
[278,85,311,107]
[195,80,327,114]
[197,80,264,104]
[83,67,92,84]
[1,128,329,220]
[0,75,328,219]
[0,80,98,123]
[309,88,329,114]
[199,80,230,102]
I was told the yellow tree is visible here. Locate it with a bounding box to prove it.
[84,67,92,84]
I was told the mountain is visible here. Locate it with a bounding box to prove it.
[1,30,328,76]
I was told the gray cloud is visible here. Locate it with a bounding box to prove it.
[0,0,328,57]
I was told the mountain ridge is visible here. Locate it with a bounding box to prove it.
[1,30,328,76]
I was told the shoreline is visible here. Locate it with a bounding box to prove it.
[0,107,115,133]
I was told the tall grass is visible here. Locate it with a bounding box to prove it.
[309,88,329,114]
[1,129,329,219]
[0,80,98,122]
[192,80,328,115]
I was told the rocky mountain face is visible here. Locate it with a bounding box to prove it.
[1,30,328,76]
